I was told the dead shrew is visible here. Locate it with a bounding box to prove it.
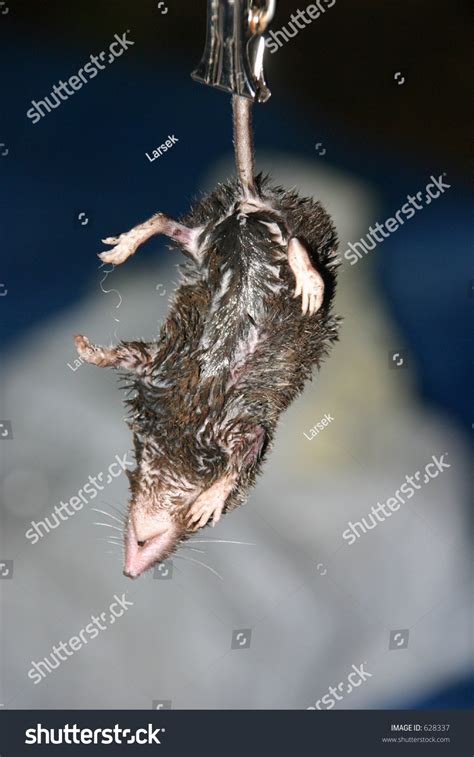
[75,96,340,578]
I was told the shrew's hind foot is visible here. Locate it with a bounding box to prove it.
[74,334,119,367]
[288,237,325,316]
[99,232,142,265]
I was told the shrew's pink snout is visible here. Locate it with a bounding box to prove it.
[123,511,177,579]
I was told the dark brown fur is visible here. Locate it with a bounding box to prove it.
[123,174,339,525]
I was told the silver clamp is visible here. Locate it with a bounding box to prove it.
[191,0,277,103]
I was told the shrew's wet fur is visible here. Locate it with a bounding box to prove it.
[75,97,339,578]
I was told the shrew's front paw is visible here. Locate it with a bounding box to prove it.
[186,494,224,531]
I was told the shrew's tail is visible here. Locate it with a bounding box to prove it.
[232,95,256,198]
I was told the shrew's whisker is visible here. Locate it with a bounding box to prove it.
[101,499,128,520]
[93,522,123,532]
[175,554,223,581]
[91,508,125,526]
[189,539,255,546]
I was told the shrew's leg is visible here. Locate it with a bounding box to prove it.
[186,424,267,530]
[287,237,325,316]
[186,471,239,530]
[99,212,202,266]
[74,335,157,374]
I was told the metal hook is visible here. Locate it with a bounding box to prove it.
[191,0,276,103]
[248,0,276,34]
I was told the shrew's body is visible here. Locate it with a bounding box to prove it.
[75,98,339,578]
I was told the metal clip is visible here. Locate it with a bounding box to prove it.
[191,0,276,103]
